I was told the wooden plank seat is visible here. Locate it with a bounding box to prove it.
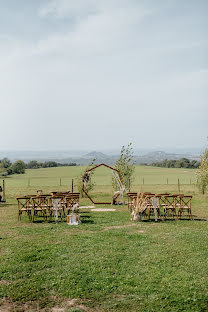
[177,195,193,219]
[130,193,152,220]
[50,191,70,197]
[17,197,32,221]
[144,194,162,220]
[49,196,66,221]
[126,192,137,212]
[172,194,184,211]
[155,194,170,216]
[163,195,178,219]
[65,193,80,215]
[31,196,51,222]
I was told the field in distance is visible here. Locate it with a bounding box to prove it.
[1,165,197,189]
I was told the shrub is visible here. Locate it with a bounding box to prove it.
[27,160,41,169]
[11,160,26,174]
[0,158,12,169]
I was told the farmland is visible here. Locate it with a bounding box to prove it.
[0,166,208,311]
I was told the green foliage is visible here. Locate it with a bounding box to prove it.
[0,157,12,168]
[113,143,135,191]
[77,159,96,197]
[42,161,58,168]
[11,160,26,174]
[197,149,208,194]
[27,160,41,169]
[27,160,77,169]
[152,158,200,169]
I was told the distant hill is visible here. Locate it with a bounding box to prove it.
[0,150,200,166]
[55,150,199,166]
[134,151,200,165]
[83,151,108,159]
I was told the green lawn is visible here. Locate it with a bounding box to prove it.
[2,165,197,188]
[0,166,207,311]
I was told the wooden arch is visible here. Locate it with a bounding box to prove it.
[82,163,123,205]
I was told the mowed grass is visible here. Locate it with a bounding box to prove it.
[0,166,208,311]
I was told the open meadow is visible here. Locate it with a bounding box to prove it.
[0,166,208,312]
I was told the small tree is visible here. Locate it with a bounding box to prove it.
[0,158,12,169]
[197,149,208,194]
[27,160,41,169]
[113,143,135,192]
[77,159,96,197]
[11,160,26,174]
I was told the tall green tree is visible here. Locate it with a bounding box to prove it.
[112,143,135,192]
[197,149,208,194]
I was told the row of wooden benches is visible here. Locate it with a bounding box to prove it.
[127,192,193,220]
[16,192,80,222]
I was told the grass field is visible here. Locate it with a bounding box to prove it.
[0,166,208,311]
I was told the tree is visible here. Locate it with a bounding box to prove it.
[112,143,135,192]
[197,149,208,194]
[27,160,41,169]
[42,161,58,168]
[0,158,12,169]
[11,160,26,174]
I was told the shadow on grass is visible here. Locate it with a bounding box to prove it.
[81,215,95,224]
[0,202,13,207]
[142,217,207,222]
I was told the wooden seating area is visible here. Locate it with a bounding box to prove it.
[127,192,193,221]
[17,191,80,222]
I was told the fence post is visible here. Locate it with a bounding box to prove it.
[72,179,74,192]
[3,179,5,201]
[178,178,180,193]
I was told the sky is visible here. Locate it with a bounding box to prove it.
[0,0,207,152]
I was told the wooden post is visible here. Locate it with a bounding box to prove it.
[72,179,74,193]
[3,179,5,201]
[60,178,62,186]
[178,178,180,193]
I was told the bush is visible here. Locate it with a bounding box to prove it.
[27,160,41,169]
[0,158,12,169]
[11,160,26,174]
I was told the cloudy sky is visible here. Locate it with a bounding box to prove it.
[0,0,207,151]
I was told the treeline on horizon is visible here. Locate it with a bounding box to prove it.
[0,157,200,177]
[26,160,77,169]
[143,158,200,169]
[0,158,77,176]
